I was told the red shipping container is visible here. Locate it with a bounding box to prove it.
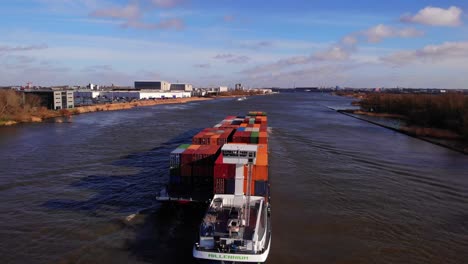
[214,178,225,194]
[193,164,214,177]
[180,164,192,177]
[214,153,236,179]
[181,145,200,165]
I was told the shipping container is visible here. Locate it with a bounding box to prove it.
[254,180,268,196]
[170,147,186,168]
[192,128,234,145]
[180,164,192,177]
[165,112,269,204]
[225,178,235,194]
[243,164,268,181]
[214,153,236,179]
[213,178,226,194]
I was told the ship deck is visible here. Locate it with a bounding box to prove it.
[206,201,259,241]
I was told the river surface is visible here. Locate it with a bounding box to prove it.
[0,93,467,264]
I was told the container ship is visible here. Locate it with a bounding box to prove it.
[157,112,271,263]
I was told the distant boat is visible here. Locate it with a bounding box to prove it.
[237,96,247,101]
[305,89,311,92]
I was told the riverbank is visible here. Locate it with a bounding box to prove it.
[337,109,468,154]
[73,97,212,115]
[0,97,212,126]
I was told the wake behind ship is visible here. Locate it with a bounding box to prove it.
[157,112,271,263]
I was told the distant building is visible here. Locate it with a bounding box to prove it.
[135,81,171,91]
[88,83,99,90]
[170,83,193,91]
[219,86,228,92]
[100,90,191,100]
[235,83,243,90]
[206,86,229,93]
[25,90,74,110]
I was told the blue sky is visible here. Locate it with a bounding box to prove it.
[1,0,467,88]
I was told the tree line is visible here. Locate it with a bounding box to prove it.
[360,93,468,139]
[0,90,51,123]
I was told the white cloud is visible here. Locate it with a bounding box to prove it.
[89,1,185,30]
[313,46,350,61]
[122,18,184,30]
[0,44,48,53]
[381,41,468,65]
[240,45,351,75]
[362,24,424,43]
[213,53,251,64]
[90,3,140,20]
[341,35,358,46]
[401,6,463,27]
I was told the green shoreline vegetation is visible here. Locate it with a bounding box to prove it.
[358,93,468,140]
[334,91,468,154]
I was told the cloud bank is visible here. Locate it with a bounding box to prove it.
[89,0,185,30]
[401,6,463,27]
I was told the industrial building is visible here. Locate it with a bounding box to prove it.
[74,90,101,105]
[170,83,193,91]
[25,90,74,110]
[206,86,228,93]
[135,81,171,91]
[98,90,191,100]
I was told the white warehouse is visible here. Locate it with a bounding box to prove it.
[100,90,191,100]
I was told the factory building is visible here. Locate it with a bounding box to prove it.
[205,86,229,93]
[99,90,191,100]
[25,90,74,110]
[218,86,228,92]
[170,83,193,91]
[135,81,171,91]
[74,90,101,105]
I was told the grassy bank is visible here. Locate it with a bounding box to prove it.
[359,93,468,139]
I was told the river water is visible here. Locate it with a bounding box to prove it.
[0,93,467,264]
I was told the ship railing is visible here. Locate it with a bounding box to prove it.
[251,199,264,251]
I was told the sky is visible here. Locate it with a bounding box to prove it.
[0,0,468,88]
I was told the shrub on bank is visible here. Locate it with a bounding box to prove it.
[360,93,468,139]
[0,90,54,122]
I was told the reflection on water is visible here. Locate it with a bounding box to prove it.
[0,93,467,264]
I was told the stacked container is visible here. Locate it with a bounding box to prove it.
[192,128,234,145]
[213,113,269,199]
[167,112,269,201]
[169,143,221,195]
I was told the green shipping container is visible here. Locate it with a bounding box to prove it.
[250,132,259,144]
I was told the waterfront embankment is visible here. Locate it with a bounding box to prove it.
[335,92,468,154]
[0,92,212,126]
[73,97,212,115]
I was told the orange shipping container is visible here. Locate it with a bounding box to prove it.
[259,132,268,144]
[211,134,220,145]
[243,164,268,181]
